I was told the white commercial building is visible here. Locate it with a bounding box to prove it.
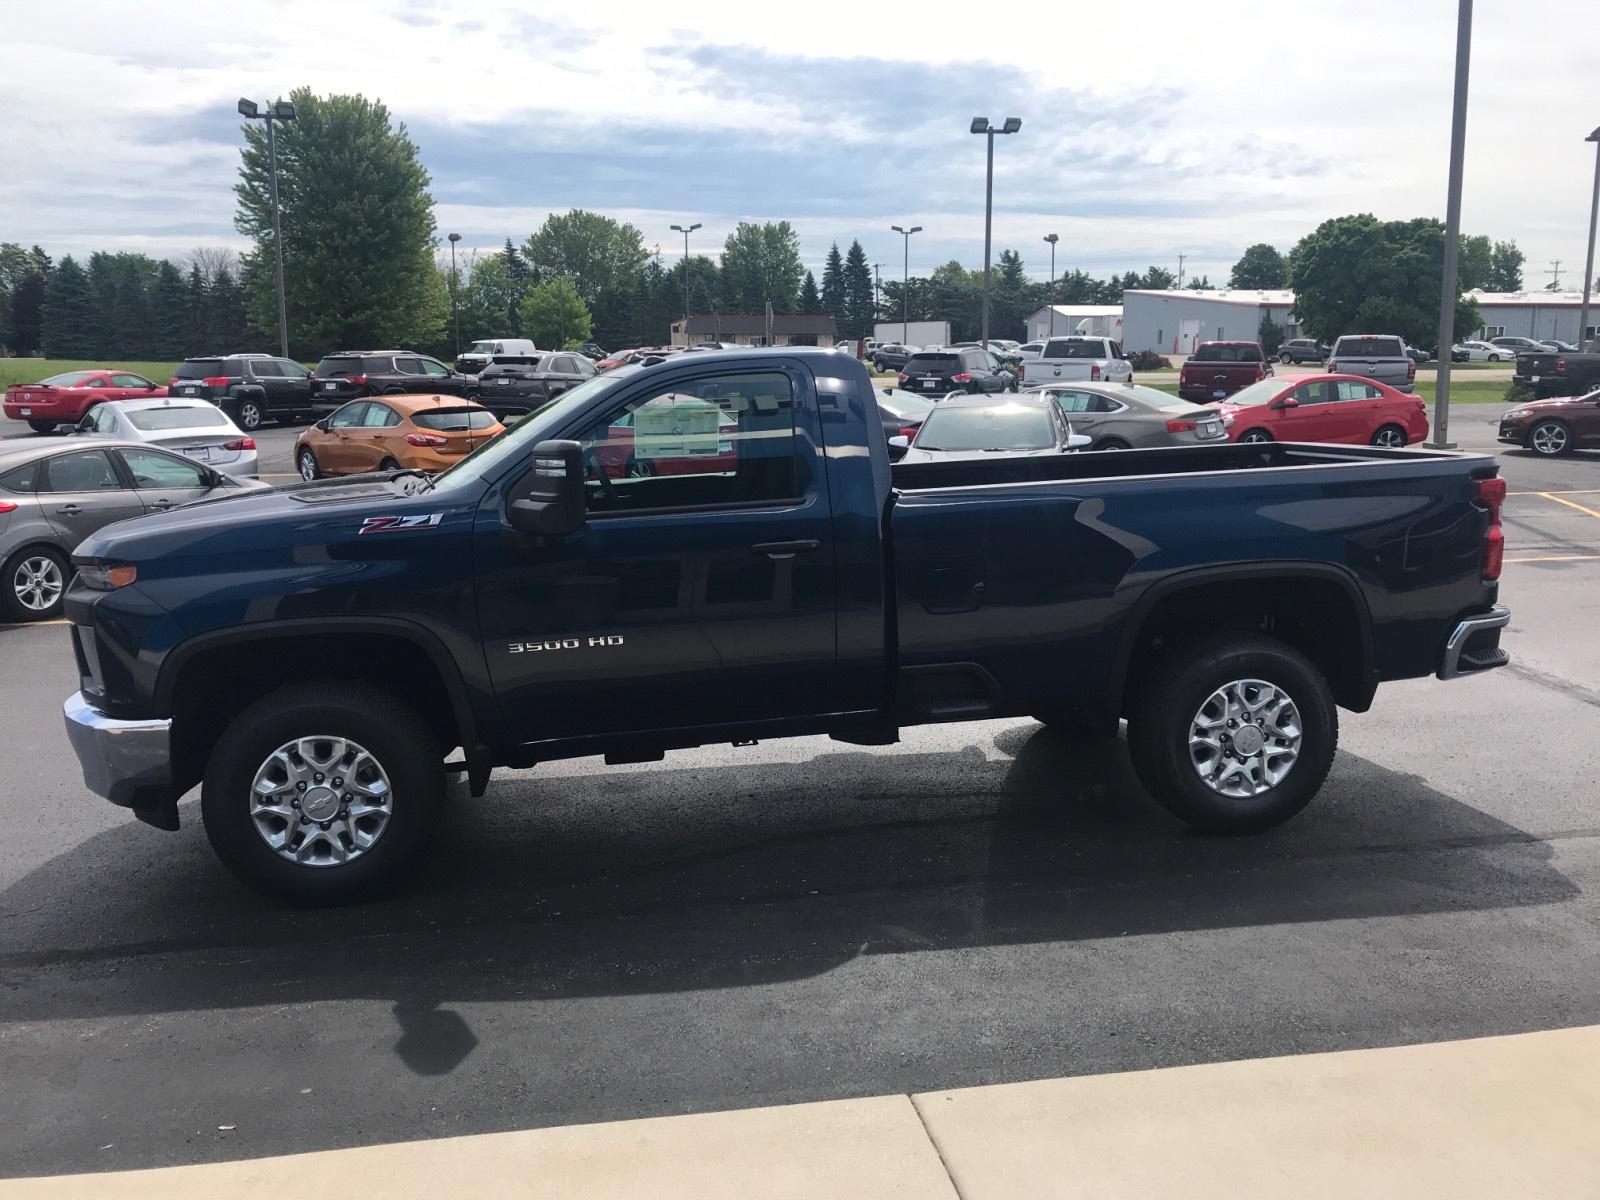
[1465,290,1598,346]
[1024,305,1124,342]
[1120,289,1298,355]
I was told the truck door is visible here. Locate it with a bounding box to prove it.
[474,362,839,743]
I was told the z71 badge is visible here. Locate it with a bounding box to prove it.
[359,513,444,535]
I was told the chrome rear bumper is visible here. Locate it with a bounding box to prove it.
[1437,605,1511,680]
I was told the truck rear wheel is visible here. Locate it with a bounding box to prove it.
[201,682,444,904]
[1127,633,1336,834]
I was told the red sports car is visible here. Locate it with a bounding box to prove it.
[1213,374,1429,447]
[3,369,168,433]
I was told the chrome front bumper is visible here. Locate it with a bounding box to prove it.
[63,691,177,826]
[1437,605,1512,680]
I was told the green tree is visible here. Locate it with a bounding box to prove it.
[456,254,516,342]
[928,260,983,341]
[523,209,647,307]
[800,270,820,315]
[1258,312,1286,355]
[991,249,1042,341]
[1187,274,1212,290]
[502,238,530,333]
[518,277,592,348]
[207,266,251,352]
[1457,234,1492,292]
[720,221,803,313]
[842,240,873,337]
[235,88,442,357]
[153,259,190,359]
[40,255,97,358]
[1288,214,1479,345]
[1140,265,1176,290]
[819,243,845,319]
[0,244,49,356]
[1228,243,1286,289]
[1487,240,1524,292]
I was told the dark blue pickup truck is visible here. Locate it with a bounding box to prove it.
[62,349,1512,902]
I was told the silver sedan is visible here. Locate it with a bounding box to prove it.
[76,397,259,478]
[1021,382,1228,450]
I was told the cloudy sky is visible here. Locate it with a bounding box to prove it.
[4,0,1597,288]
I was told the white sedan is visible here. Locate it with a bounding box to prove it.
[1453,340,1516,363]
[75,397,259,478]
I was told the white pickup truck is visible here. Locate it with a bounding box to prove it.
[1019,336,1135,388]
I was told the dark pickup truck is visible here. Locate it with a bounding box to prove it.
[1178,341,1272,402]
[61,349,1512,903]
[1514,347,1600,398]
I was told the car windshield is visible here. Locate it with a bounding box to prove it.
[877,391,934,421]
[172,360,223,380]
[915,404,1056,452]
[40,371,98,386]
[906,353,961,371]
[126,406,229,430]
[1221,378,1287,407]
[1193,344,1261,363]
[314,356,366,376]
[1337,337,1403,357]
[412,408,500,432]
[468,341,498,353]
[1041,339,1105,359]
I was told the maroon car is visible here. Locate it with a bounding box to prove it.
[1178,341,1272,403]
[1497,387,1600,456]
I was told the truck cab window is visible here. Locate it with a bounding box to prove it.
[574,371,801,514]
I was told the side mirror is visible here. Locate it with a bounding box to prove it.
[1066,431,1092,451]
[75,418,95,433]
[316,419,330,432]
[888,435,910,450]
[1277,396,1300,409]
[507,439,586,537]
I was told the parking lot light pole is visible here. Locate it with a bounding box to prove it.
[447,233,461,361]
[873,263,881,331]
[670,223,701,344]
[1043,233,1059,339]
[1578,127,1600,352]
[971,117,1021,350]
[238,98,295,359]
[890,224,922,346]
[1426,0,1471,450]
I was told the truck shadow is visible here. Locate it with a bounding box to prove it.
[1,723,1576,1061]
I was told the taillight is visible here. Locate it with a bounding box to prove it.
[1555,358,1568,375]
[201,376,229,387]
[223,437,255,451]
[0,500,16,514]
[1474,476,1506,581]
[1255,365,1265,381]
[1327,361,1338,373]
[404,432,448,447]
[897,372,908,386]
[951,372,972,383]
[1407,359,1417,381]
[167,377,180,386]
[1165,418,1199,432]
[350,374,368,386]
[1090,365,1102,381]
[898,425,920,440]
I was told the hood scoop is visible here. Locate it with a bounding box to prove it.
[289,482,396,505]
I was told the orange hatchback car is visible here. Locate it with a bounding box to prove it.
[294,395,504,480]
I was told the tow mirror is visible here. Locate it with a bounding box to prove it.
[1066,431,1092,452]
[507,439,586,537]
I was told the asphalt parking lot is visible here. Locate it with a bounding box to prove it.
[2,397,1598,1179]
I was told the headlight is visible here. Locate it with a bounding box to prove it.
[1503,409,1528,420]
[75,562,138,590]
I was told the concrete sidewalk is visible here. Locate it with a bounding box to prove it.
[8,1025,1600,1198]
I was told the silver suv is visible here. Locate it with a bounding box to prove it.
[1326,335,1417,393]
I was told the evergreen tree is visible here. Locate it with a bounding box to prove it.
[207,266,250,352]
[502,238,530,333]
[154,260,190,359]
[187,263,209,351]
[842,241,873,338]
[820,243,845,320]
[800,270,820,315]
[9,271,45,356]
[40,255,98,358]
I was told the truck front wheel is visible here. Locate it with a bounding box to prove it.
[1127,633,1336,834]
[201,682,444,904]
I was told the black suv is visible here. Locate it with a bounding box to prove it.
[311,351,477,409]
[1276,339,1330,364]
[168,354,317,430]
[476,352,599,416]
[898,347,1015,395]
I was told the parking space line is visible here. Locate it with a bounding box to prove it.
[1539,492,1600,519]
[1508,488,1600,496]
[0,619,69,629]
[1504,554,1600,564]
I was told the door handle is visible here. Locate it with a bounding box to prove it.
[151,499,173,510]
[57,504,82,515]
[751,539,820,559]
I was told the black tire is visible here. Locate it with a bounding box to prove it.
[1127,633,1337,834]
[296,447,321,481]
[1238,429,1273,444]
[1278,352,1291,364]
[1093,437,1132,451]
[379,457,401,472]
[201,682,444,904]
[27,420,58,434]
[233,396,264,432]
[1527,419,1573,457]
[1370,424,1408,448]
[2,544,69,621]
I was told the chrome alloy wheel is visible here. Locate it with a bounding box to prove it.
[1188,678,1302,798]
[13,555,63,612]
[1530,422,1569,455]
[1373,427,1406,448]
[249,736,393,867]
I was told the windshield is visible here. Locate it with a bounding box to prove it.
[412,408,501,432]
[468,341,498,353]
[127,406,229,430]
[915,403,1056,452]
[1221,378,1287,407]
[172,360,223,380]
[426,372,624,491]
[877,391,934,421]
[1193,344,1261,363]
[1042,339,1105,359]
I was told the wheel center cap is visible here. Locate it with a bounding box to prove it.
[302,786,340,822]
[1233,725,1265,756]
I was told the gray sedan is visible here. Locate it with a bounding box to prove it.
[76,397,259,478]
[0,439,264,622]
[1022,382,1228,450]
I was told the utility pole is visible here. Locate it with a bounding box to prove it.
[873,263,881,331]
[1578,127,1600,351]
[1548,259,1563,290]
[1177,253,1187,290]
[447,233,461,361]
[970,117,1021,349]
[1427,0,1472,451]
[890,224,922,346]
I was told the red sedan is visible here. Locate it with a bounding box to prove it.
[3,369,167,433]
[1213,374,1429,447]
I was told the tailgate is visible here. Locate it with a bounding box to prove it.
[1021,361,1087,384]
[1515,353,1560,377]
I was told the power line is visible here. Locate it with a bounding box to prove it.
[1548,259,1563,289]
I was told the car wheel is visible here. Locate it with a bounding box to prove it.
[1238,429,1273,444]
[2,544,69,622]
[1370,424,1408,448]
[1127,632,1337,834]
[26,420,57,434]
[1488,354,1502,363]
[297,447,320,481]
[201,682,445,904]
[235,399,263,431]
[1093,437,1132,451]
[1278,353,1291,364]
[379,458,401,472]
[1527,420,1573,457]
[624,457,656,478]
